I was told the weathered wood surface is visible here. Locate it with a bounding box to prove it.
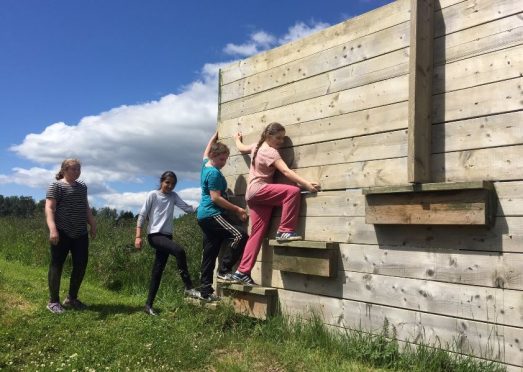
[259,267,523,328]
[217,283,278,320]
[273,247,337,277]
[268,240,337,249]
[220,0,521,86]
[229,181,523,217]
[278,290,522,367]
[260,215,523,253]
[408,0,434,183]
[251,244,523,290]
[365,189,494,225]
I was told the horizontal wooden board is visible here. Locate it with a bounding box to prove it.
[435,14,523,66]
[278,290,522,367]
[220,0,412,85]
[273,247,337,277]
[262,268,523,328]
[220,23,410,108]
[258,215,523,253]
[365,189,494,225]
[225,145,523,195]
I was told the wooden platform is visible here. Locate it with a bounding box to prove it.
[363,181,496,226]
[270,240,339,278]
[216,283,279,320]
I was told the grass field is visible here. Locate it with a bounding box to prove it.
[0,215,505,371]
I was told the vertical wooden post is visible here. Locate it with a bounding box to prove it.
[408,0,434,183]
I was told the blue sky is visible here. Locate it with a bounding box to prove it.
[0,0,393,213]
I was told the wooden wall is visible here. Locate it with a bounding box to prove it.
[217,0,523,369]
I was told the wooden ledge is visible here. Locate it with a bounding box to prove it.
[217,283,278,296]
[362,181,494,195]
[269,240,337,249]
[363,181,496,226]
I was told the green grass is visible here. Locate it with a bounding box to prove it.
[0,216,507,371]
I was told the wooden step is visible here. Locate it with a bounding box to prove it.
[269,240,339,278]
[217,283,278,320]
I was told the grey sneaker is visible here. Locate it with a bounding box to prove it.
[184,288,200,299]
[275,231,303,241]
[144,305,157,316]
[199,292,221,302]
[63,297,87,310]
[217,272,240,283]
[47,302,65,314]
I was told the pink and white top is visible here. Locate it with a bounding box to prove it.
[245,142,282,200]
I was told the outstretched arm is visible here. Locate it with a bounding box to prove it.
[203,131,219,159]
[234,132,255,154]
[210,190,248,222]
[273,159,320,192]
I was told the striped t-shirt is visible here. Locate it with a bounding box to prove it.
[46,180,88,239]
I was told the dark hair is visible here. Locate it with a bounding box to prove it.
[158,171,177,189]
[252,122,285,166]
[209,142,230,158]
[55,159,81,180]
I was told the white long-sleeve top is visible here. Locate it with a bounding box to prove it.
[136,190,195,235]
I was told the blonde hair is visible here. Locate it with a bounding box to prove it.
[252,122,285,166]
[209,142,230,158]
[55,159,81,180]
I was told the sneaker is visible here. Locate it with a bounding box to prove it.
[47,302,65,314]
[144,304,157,316]
[62,297,87,310]
[216,272,240,283]
[184,288,200,299]
[199,293,221,302]
[275,231,303,241]
[231,271,256,286]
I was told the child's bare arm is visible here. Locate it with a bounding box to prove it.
[203,131,219,159]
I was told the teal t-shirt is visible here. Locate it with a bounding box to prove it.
[197,158,227,219]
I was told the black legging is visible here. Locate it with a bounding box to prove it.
[48,231,89,303]
[146,233,193,307]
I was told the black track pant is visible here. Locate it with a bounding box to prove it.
[197,214,248,297]
[146,233,193,307]
[48,231,89,303]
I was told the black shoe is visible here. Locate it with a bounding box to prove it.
[144,305,157,316]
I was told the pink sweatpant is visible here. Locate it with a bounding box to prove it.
[237,183,301,274]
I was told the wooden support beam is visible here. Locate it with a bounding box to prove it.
[408,0,434,183]
[216,283,279,320]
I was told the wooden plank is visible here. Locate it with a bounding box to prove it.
[432,111,523,154]
[218,74,410,137]
[259,215,523,253]
[225,129,408,176]
[435,0,523,38]
[268,240,336,249]
[433,44,523,94]
[432,77,523,124]
[365,188,494,225]
[216,283,278,320]
[408,0,435,183]
[221,101,409,156]
[220,0,412,85]
[334,244,523,290]
[225,144,523,194]
[363,181,492,194]
[273,247,337,277]
[220,23,410,109]
[267,269,523,328]
[278,290,523,367]
[434,14,523,66]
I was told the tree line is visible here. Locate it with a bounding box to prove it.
[0,194,135,220]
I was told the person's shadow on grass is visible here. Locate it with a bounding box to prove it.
[87,303,144,319]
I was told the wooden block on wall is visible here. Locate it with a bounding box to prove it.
[217,283,278,320]
[270,240,339,278]
[363,181,496,226]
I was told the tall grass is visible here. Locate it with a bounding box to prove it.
[0,215,507,371]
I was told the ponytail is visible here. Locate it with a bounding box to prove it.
[252,122,285,167]
[55,159,81,180]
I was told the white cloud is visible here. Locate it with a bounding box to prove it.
[1,20,330,212]
[278,21,330,45]
[223,21,330,58]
